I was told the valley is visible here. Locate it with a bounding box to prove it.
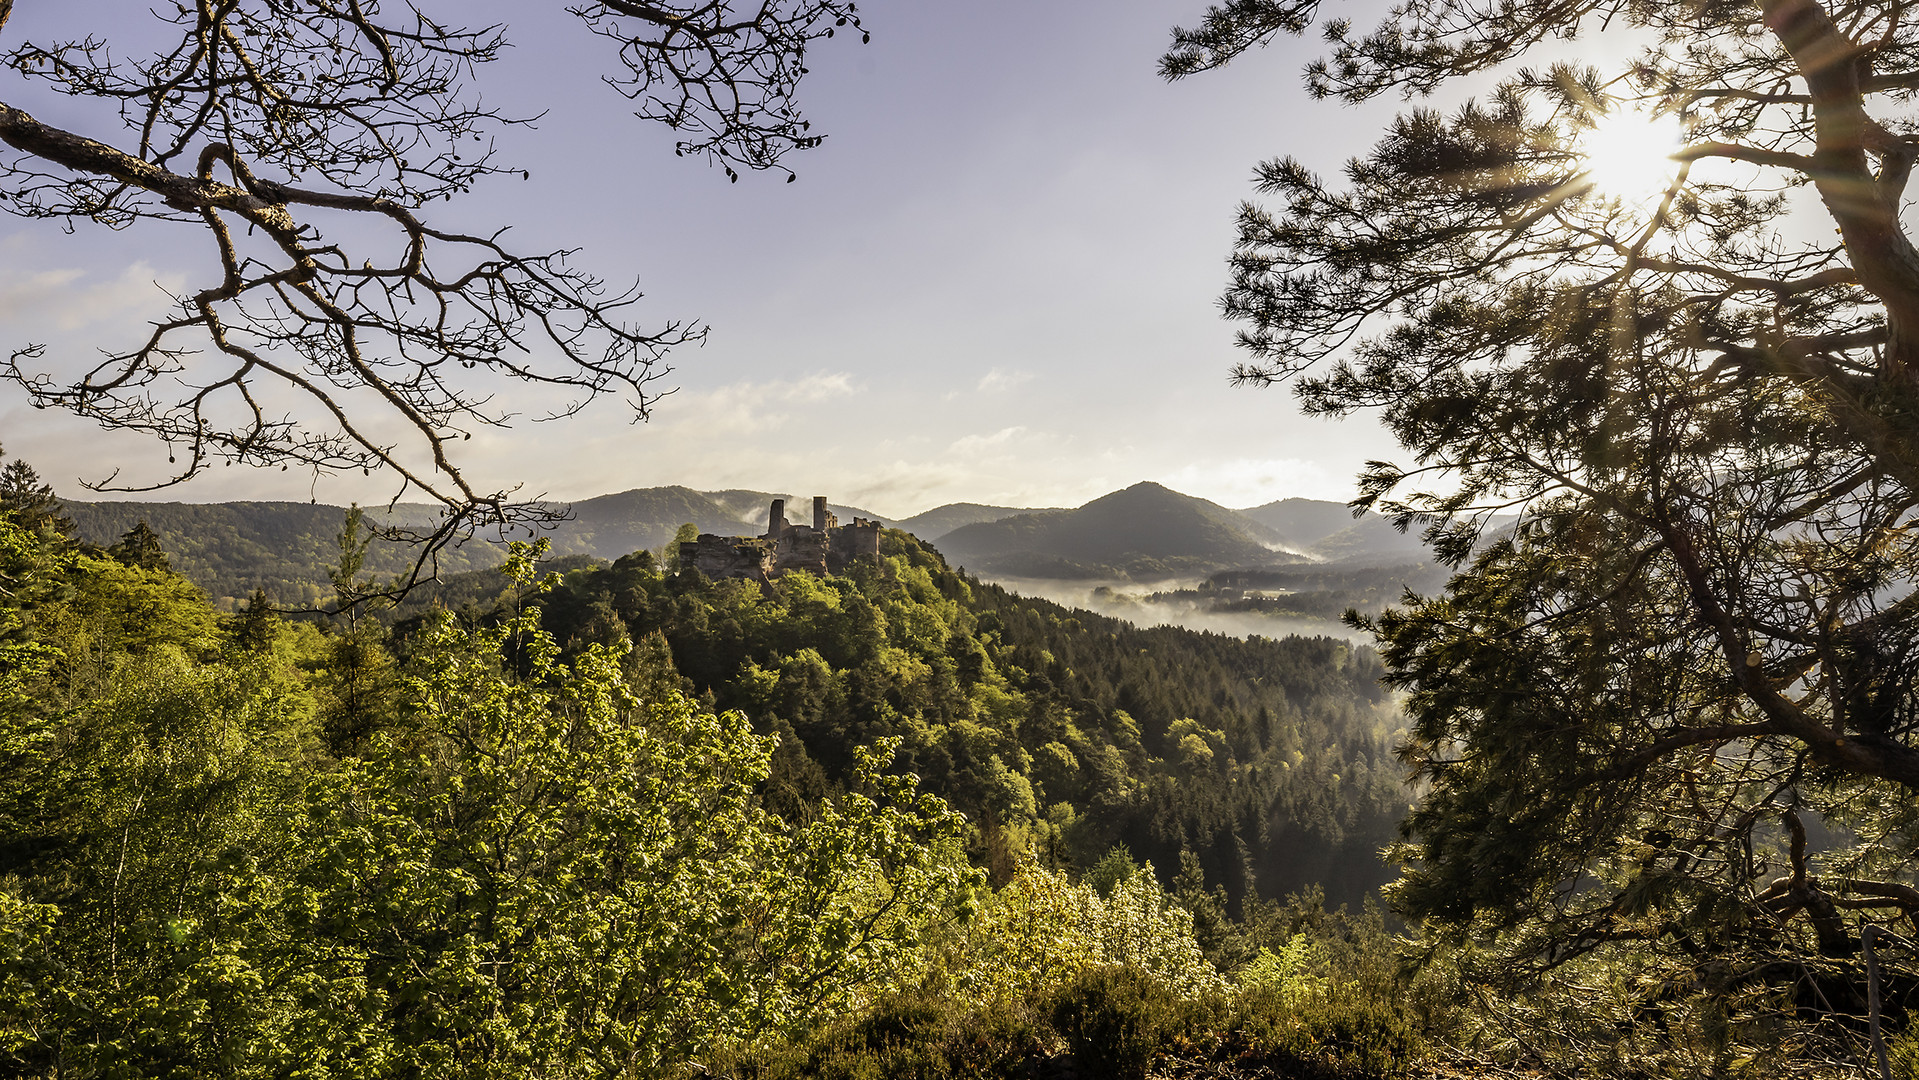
[63,479,1446,640]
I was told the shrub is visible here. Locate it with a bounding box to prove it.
[713,988,1047,1080]
[1234,981,1421,1079]
[1048,964,1188,1080]
[921,858,1223,1007]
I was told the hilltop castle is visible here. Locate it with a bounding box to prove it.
[679,495,882,580]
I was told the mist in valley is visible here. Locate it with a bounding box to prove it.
[977,574,1365,643]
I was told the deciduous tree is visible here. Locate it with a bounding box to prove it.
[0,1,863,566]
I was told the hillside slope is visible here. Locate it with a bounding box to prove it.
[64,500,504,608]
[538,486,752,559]
[1234,497,1356,550]
[66,486,766,606]
[411,531,1409,910]
[937,481,1299,579]
[1308,514,1437,563]
[898,502,1066,541]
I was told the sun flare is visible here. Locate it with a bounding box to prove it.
[1580,109,1684,205]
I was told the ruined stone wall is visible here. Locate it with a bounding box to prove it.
[679,497,882,581]
[825,519,882,572]
[774,528,828,575]
[680,535,774,580]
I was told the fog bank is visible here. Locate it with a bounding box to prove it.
[978,575,1364,643]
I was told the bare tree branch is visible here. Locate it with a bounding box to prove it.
[0,0,863,576]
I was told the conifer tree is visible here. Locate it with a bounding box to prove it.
[0,445,70,536]
[1168,0,1919,1062]
[106,521,169,573]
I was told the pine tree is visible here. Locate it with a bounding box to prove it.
[232,588,278,653]
[107,521,170,572]
[0,445,72,536]
[1167,0,1919,1063]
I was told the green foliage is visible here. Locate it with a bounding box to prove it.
[290,554,975,1075]
[107,520,170,572]
[1048,965,1191,1080]
[1233,986,1420,1080]
[1169,0,1919,1068]
[0,650,310,1078]
[1084,844,1140,899]
[0,472,1436,1077]
[63,499,502,610]
[491,529,1408,911]
[1238,935,1328,1005]
[1894,1026,1919,1080]
[0,534,984,1077]
[0,444,71,537]
[920,859,1223,1009]
[713,986,1048,1080]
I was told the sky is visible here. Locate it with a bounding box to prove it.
[0,1,1416,519]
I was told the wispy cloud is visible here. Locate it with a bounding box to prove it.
[652,371,862,436]
[976,367,1034,393]
[947,426,1025,455]
[0,262,183,332]
[1157,458,1353,507]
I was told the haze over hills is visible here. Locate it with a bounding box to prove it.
[897,502,1068,541]
[937,481,1308,580]
[702,490,897,531]
[1307,514,1443,563]
[531,487,754,561]
[62,500,499,608]
[65,486,898,605]
[60,478,1440,613]
[1235,497,1357,550]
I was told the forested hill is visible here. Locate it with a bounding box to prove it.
[62,500,500,608]
[938,481,1303,579]
[60,488,893,608]
[897,501,1069,540]
[404,530,1409,909]
[1234,498,1356,550]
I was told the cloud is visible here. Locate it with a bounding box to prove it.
[649,371,862,437]
[976,367,1034,392]
[775,371,859,402]
[1156,457,1354,507]
[0,262,184,333]
[947,425,1025,455]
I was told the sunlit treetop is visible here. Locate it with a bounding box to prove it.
[1165,0,1919,1051]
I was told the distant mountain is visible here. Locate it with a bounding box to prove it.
[62,485,905,607]
[1308,514,1437,563]
[62,481,1409,607]
[898,502,1066,542]
[538,486,753,559]
[937,481,1302,580]
[701,490,897,531]
[64,500,504,608]
[1235,497,1357,551]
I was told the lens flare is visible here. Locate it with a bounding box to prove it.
[1581,109,1683,206]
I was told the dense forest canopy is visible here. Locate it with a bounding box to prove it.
[0,452,1440,1077]
[388,526,1409,911]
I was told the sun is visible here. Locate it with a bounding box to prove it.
[1579,108,1684,205]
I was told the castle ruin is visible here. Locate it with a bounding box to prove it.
[679,495,882,580]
